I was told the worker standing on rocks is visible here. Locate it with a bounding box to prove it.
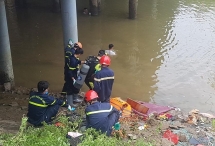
[27,81,67,126]
[63,48,85,107]
[84,90,120,136]
[84,50,106,90]
[62,41,83,95]
[93,55,114,103]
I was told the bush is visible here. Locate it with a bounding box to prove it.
[79,128,154,146]
[0,116,72,146]
[0,117,154,146]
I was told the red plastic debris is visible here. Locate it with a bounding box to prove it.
[163,130,179,145]
[55,122,64,127]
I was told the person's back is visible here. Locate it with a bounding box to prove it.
[85,102,119,136]
[93,56,114,103]
[27,91,50,125]
[94,67,114,102]
[85,102,111,133]
[84,90,120,136]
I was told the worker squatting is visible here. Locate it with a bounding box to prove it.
[27,40,119,136]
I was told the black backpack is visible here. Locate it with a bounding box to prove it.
[85,56,99,80]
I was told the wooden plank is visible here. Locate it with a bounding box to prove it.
[126,98,149,114]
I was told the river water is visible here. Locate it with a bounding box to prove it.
[6,0,215,113]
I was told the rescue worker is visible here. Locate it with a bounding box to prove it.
[85,90,120,136]
[64,48,85,107]
[93,55,114,103]
[65,41,82,61]
[27,81,67,126]
[84,50,106,90]
[62,42,83,95]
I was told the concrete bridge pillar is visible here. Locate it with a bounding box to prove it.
[89,0,99,16]
[98,0,101,12]
[5,0,15,7]
[0,0,15,87]
[52,0,61,13]
[129,0,138,19]
[15,0,27,8]
[61,0,78,48]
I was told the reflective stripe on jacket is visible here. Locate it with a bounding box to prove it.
[27,92,66,125]
[64,46,75,70]
[86,105,113,115]
[67,55,81,79]
[85,102,119,136]
[93,67,114,102]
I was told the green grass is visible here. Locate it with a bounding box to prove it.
[0,116,154,146]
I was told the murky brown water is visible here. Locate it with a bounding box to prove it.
[6,0,215,113]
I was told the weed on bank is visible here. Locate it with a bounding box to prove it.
[0,116,154,146]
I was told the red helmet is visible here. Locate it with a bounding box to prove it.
[85,90,98,102]
[100,55,111,65]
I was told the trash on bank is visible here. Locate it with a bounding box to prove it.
[157,113,172,120]
[67,132,83,146]
[114,122,121,130]
[55,122,65,127]
[68,105,76,112]
[187,109,205,125]
[68,132,82,138]
[127,134,137,140]
[189,137,200,145]
[163,130,179,145]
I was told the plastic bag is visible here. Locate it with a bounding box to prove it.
[163,130,179,145]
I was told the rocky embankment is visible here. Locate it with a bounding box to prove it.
[0,85,215,146]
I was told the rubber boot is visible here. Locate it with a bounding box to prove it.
[73,94,83,103]
[67,95,78,107]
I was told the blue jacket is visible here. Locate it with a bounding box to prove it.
[65,45,75,58]
[27,92,66,126]
[93,67,114,102]
[64,46,75,72]
[85,102,119,136]
[67,55,81,79]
